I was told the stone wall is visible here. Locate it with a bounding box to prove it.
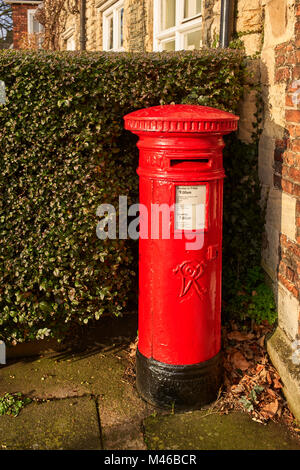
[59,2,80,51]
[236,0,263,55]
[85,0,98,50]
[248,0,300,420]
[60,0,153,52]
[202,0,221,46]
[124,0,148,52]
[270,1,300,341]
[258,0,300,345]
[218,0,300,352]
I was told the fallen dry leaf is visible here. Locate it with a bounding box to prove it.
[277,405,282,418]
[227,331,255,341]
[231,383,244,394]
[273,376,283,389]
[215,325,299,436]
[261,399,278,419]
[231,351,250,371]
[266,388,277,399]
[258,335,265,348]
[128,337,138,357]
[266,371,272,384]
[243,347,254,360]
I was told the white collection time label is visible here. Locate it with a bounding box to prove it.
[175,185,206,230]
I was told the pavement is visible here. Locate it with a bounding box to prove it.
[0,315,300,451]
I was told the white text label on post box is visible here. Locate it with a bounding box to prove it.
[175,185,206,231]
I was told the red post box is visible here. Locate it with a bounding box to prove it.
[124,104,239,410]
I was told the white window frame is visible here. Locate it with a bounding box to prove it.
[153,0,203,51]
[27,9,43,35]
[66,36,76,51]
[27,9,44,48]
[62,26,76,51]
[101,0,125,51]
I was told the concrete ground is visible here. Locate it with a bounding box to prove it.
[0,316,300,451]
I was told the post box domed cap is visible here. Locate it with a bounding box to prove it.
[124,104,239,134]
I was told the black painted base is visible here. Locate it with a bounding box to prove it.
[136,349,223,411]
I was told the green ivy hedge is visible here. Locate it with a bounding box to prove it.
[0,49,260,344]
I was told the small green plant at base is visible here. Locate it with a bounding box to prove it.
[0,392,32,417]
[239,396,254,412]
[221,134,275,326]
[240,385,264,412]
[224,266,277,325]
[247,283,277,325]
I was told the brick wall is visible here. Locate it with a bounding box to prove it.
[272,0,300,337]
[11,4,38,49]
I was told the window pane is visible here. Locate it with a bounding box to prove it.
[32,17,40,33]
[184,0,201,19]
[29,12,40,34]
[66,37,75,51]
[119,8,124,47]
[162,40,175,51]
[108,15,113,50]
[184,29,201,50]
[161,0,176,30]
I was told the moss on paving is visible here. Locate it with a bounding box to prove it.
[0,350,127,400]
[144,410,300,450]
[0,349,152,450]
[2,342,299,451]
[0,396,101,450]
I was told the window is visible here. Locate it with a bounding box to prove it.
[27,9,43,35]
[66,36,76,51]
[27,9,43,48]
[154,0,202,51]
[62,26,76,51]
[101,0,124,51]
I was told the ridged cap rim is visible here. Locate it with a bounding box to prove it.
[124,104,239,134]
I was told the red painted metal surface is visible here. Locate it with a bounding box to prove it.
[124,105,239,366]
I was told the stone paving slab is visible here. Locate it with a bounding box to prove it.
[1,338,300,451]
[0,396,101,450]
[0,348,131,399]
[99,388,153,450]
[0,347,154,450]
[144,410,300,450]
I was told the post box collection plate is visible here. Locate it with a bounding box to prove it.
[124,104,239,410]
[175,185,207,231]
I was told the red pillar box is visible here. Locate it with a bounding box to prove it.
[124,105,239,410]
